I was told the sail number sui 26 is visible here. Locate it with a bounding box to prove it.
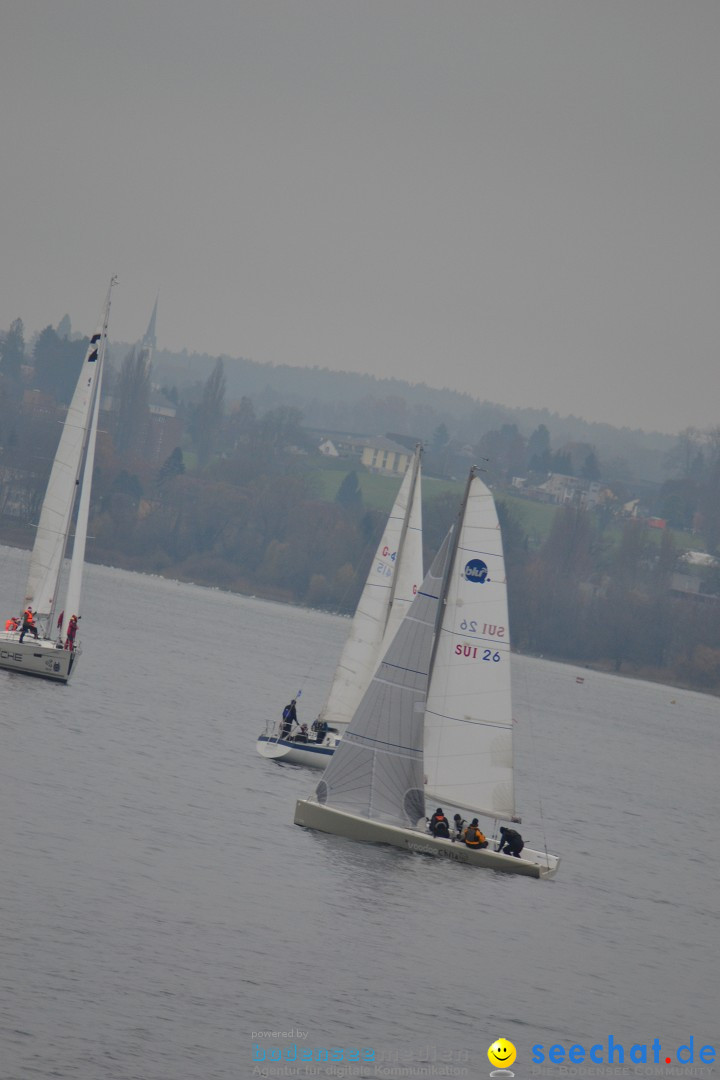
[455,644,501,662]
[455,619,504,662]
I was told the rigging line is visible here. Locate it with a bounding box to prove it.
[522,660,551,866]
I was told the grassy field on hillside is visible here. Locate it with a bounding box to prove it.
[307,458,698,553]
[309,458,464,512]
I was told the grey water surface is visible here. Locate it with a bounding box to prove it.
[0,546,717,1080]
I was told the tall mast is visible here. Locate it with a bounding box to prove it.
[49,276,116,632]
[426,464,478,685]
[381,442,422,639]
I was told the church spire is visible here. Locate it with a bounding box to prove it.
[141,295,158,350]
[138,294,158,374]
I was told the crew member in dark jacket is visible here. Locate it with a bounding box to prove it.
[429,808,450,838]
[497,826,524,857]
[281,699,298,740]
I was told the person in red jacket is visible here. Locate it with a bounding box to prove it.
[65,614,79,651]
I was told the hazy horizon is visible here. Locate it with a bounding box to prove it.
[2,2,719,435]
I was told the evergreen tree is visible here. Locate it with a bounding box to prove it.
[432,423,449,455]
[550,449,572,475]
[115,348,151,458]
[0,317,26,398]
[158,447,185,486]
[581,451,600,480]
[191,357,226,466]
[33,326,87,402]
[335,471,363,511]
[526,424,551,474]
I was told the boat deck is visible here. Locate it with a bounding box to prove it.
[256,725,341,768]
[295,799,560,879]
[0,632,77,681]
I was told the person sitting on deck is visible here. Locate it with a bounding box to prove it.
[452,814,467,841]
[463,819,488,849]
[497,826,524,858]
[294,723,309,743]
[429,808,450,838]
[5,616,20,632]
[314,719,329,743]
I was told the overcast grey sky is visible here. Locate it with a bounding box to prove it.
[1,1,718,434]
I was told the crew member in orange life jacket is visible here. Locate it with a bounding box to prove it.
[5,616,20,632]
[464,819,489,849]
[429,809,450,838]
[19,608,39,643]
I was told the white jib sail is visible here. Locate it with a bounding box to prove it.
[423,474,516,820]
[318,446,423,730]
[379,447,423,654]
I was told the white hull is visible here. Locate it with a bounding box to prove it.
[0,632,78,682]
[256,731,340,768]
[294,799,560,879]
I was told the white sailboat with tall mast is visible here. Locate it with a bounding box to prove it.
[294,466,559,879]
[0,278,116,683]
[257,444,424,767]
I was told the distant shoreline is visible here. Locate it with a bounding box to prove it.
[2,531,714,699]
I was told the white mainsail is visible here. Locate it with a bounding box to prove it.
[317,446,423,730]
[316,532,451,827]
[423,472,516,820]
[23,279,114,630]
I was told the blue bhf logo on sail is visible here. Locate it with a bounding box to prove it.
[464,558,489,583]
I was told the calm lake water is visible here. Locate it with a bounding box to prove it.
[0,544,717,1080]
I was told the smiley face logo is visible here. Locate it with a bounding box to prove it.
[488,1039,517,1070]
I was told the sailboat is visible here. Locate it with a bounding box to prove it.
[294,466,560,879]
[0,278,116,683]
[256,444,423,768]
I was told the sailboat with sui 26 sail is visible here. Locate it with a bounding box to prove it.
[294,466,559,879]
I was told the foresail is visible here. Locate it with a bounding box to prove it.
[318,447,423,729]
[315,532,451,828]
[423,475,516,819]
[380,449,423,653]
[63,324,106,624]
